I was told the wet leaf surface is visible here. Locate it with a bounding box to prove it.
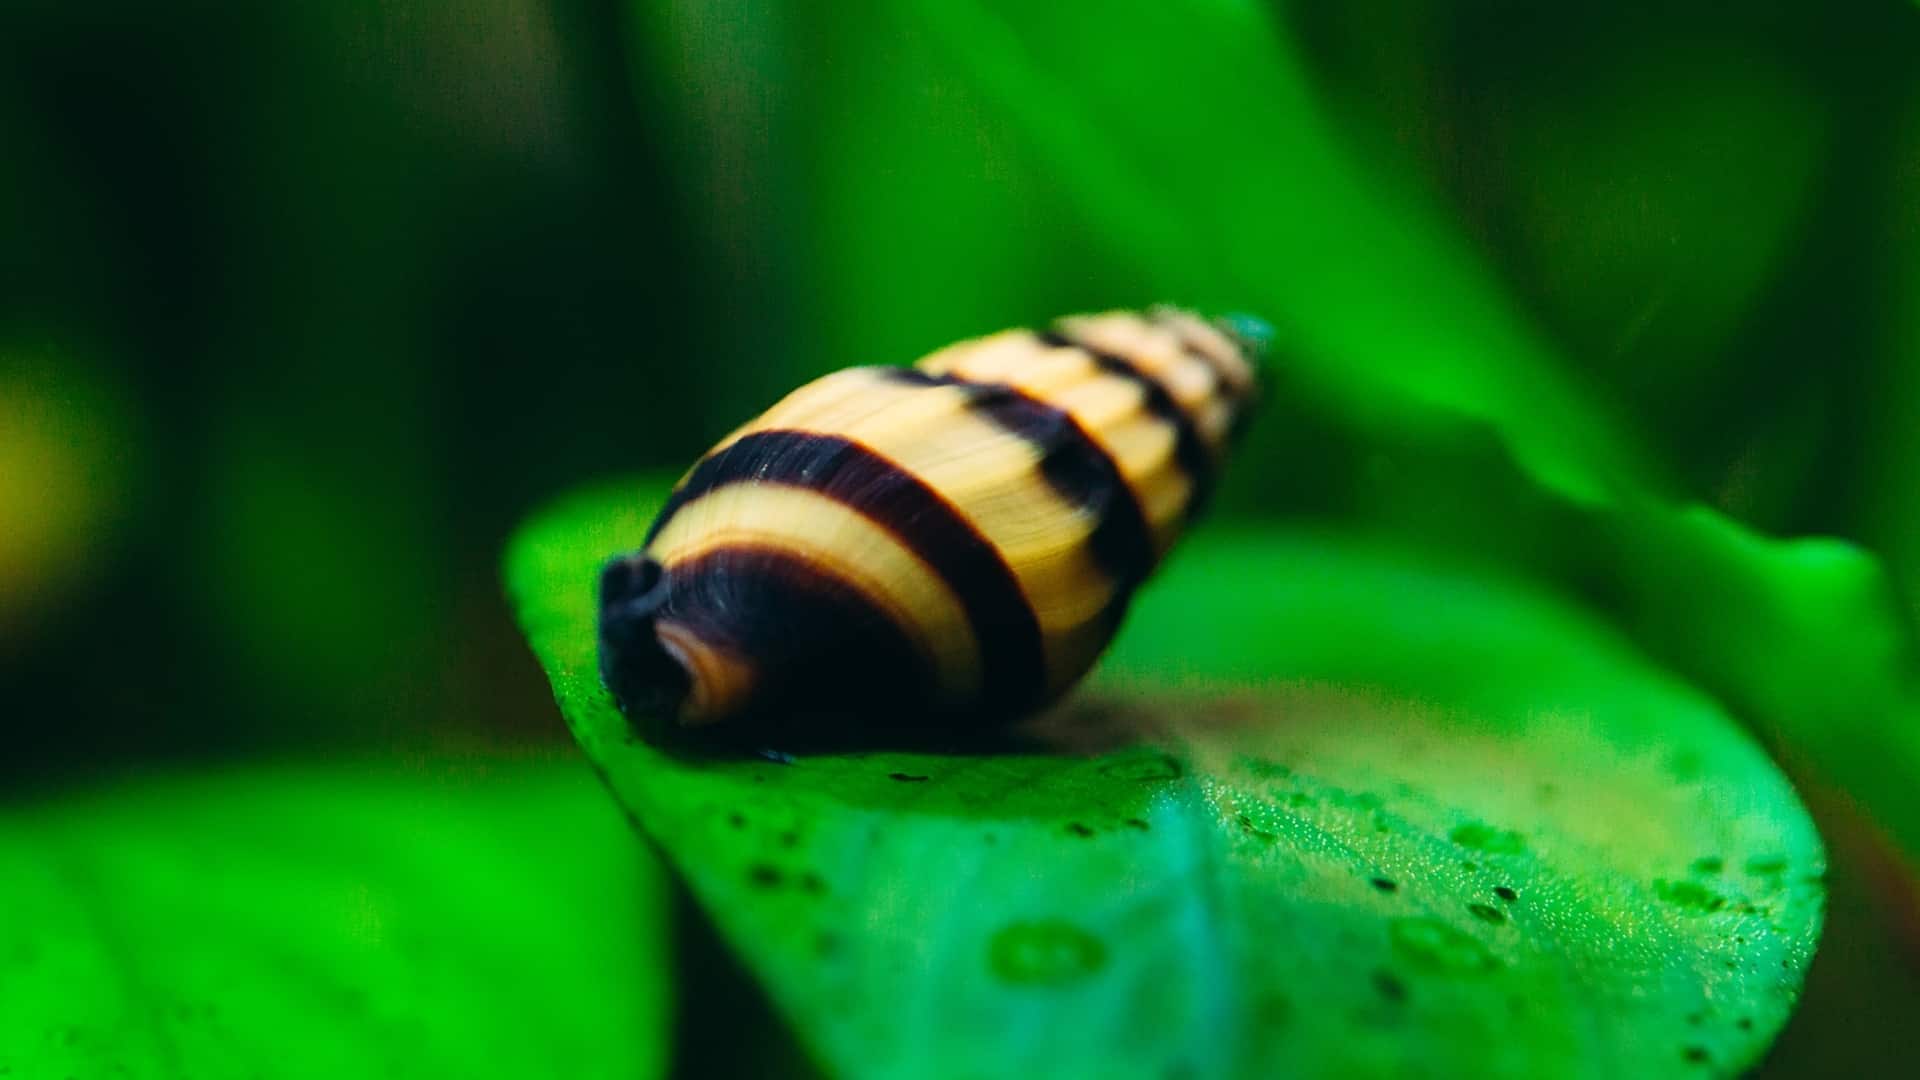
[508,477,1822,1079]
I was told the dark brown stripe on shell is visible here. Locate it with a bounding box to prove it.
[882,366,1156,587]
[1148,308,1247,396]
[1034,327,1217,517]
[1146,312,1261,447]
[645,430,1046,708]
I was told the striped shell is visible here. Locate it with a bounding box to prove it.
[598,307,1264,735]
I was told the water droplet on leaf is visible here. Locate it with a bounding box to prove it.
[1389,917,1499,973]
[1655,879,1727,913]
[1450,821,1527,855]
[989,920,1107,986]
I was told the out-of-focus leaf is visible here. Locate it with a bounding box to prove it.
[622,0,813,425]
[507,478,1820,1078]
[1506,45,1823,406]
[0,757,668,1079]
[782,1,1119,382]
[891,0,1666,507]
[1730,85,1920,1071]
[1869,84,1920,626]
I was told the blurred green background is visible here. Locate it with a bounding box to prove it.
[6,0,1918,774]
[2,0,707,775]
[6,0,1920,1073]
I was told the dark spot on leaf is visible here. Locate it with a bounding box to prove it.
[1450,821,1526,855]
[1691,856,1724,875]
[1234,754,1291,779]
[1370,877,1398,893]
[888,772,930,783]
[1655,879,1727,914]
[1467,903,1505,924]
[1286,792,1313,808]
[988,920,1107,986]
[1493,886,1518,902]
[798,871,827,895]
[1685,1010,1704,1026]
[747,863,783,888]
[727,811,746,829]
[1683,1046,1710,1065]
[1067,822,1095,838]
[1236,814,1276,841]
[1461,860,1479,873]
[1124,818,1150,831]
[1098,753,1182,782]
[1370,969,1408,1003]
[1389,917,1499,973]
[1745,855,1788,876]
[777,830,799,848]
[1737,1017,1753,1031]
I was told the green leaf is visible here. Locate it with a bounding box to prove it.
[506,478,1822,1078]
[1869,88,1920,626]
[1503,45,1823,406]
[884,0,1665,509]
[0,756,669,1079]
